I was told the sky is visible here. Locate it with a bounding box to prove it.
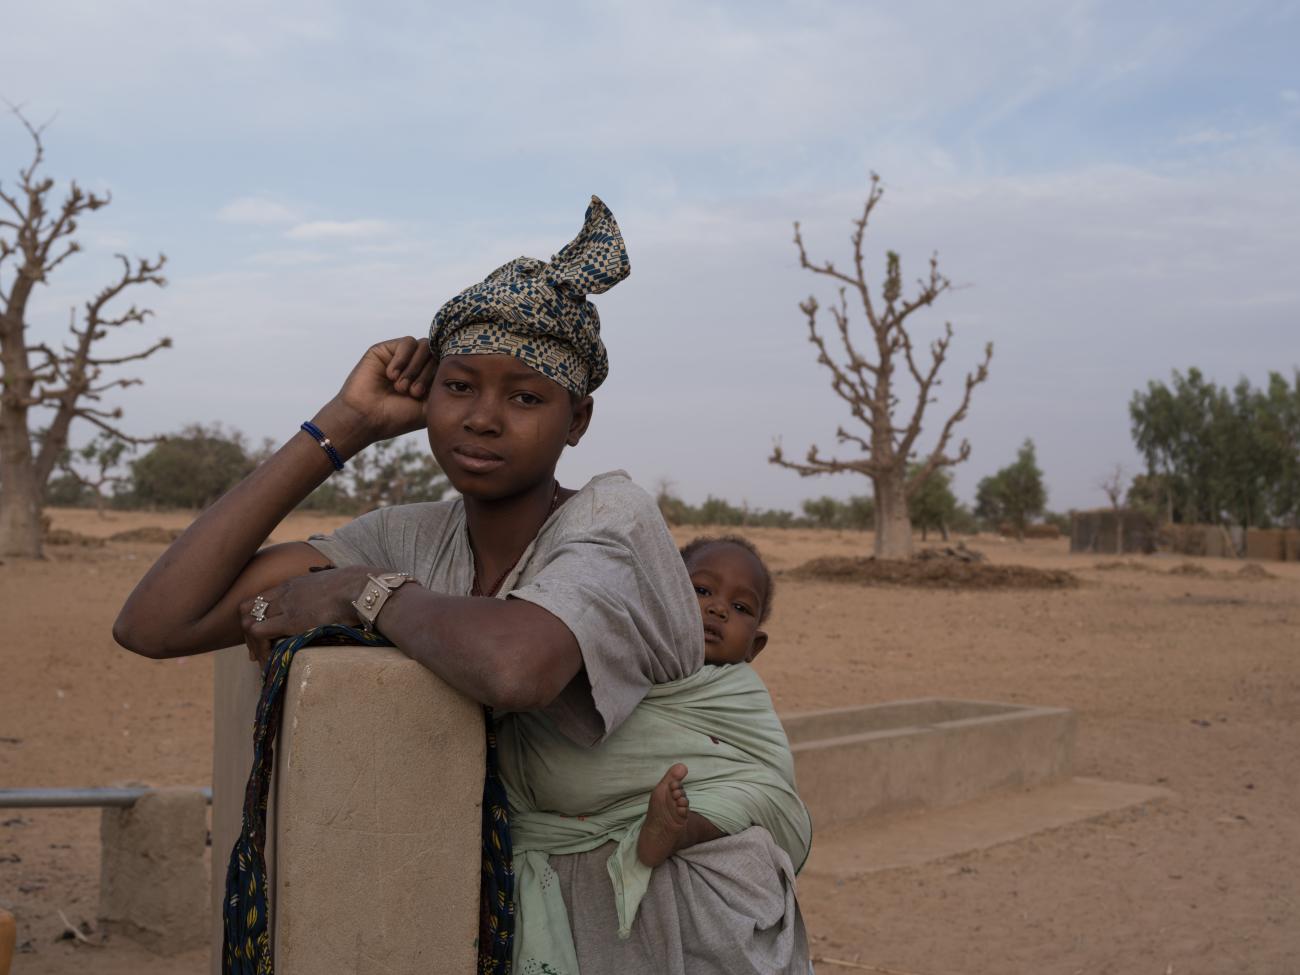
[2,0,1298,514]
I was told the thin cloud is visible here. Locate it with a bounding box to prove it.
[218,196,299,225]
[284,219,395,242]
[1177,128,1239,146]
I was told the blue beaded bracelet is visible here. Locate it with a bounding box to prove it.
[300,420,345,471]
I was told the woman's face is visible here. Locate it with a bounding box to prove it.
[426,354,592,501]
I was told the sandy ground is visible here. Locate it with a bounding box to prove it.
[1,507,1298,974]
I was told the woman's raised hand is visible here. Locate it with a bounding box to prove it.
[326,337,438,450]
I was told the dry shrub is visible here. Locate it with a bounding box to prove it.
[1169,562,1210,577]
[109,526,183,544]
[915,544,986,563]
[44,528,106,548]
[1090,560,1155,573]
[790,555,1077,590]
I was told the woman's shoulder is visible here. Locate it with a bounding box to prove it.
[570,470,658,518]
[549,471,667,542]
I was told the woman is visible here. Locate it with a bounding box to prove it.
[115,198,810,974]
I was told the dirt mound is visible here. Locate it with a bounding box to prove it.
[1090,560,1155,572]
[44,528,106,547]
[1237,563,1275,580]
[1094,559,1278,582]
[790,555,1077,590]
[108,526,183,544]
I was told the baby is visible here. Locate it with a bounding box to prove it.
[636,534,781,867]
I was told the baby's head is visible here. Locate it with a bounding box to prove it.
[680,535,775,665]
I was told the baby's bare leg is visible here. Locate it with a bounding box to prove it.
[638,763,689,867]
[637,763,725,867]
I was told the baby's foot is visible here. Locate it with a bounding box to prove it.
[637,763,690,868]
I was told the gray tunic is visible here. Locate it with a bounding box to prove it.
[307,471,810,974]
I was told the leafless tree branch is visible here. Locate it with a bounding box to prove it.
[0,105,170,553]
[771,173,993,557]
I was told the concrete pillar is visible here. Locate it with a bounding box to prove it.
[211,644,484,975]
[99,787,209,953]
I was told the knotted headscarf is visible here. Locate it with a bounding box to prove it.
[429,196,630,396]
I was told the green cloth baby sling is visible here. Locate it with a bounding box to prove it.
[221,624,515,974]
[498,662,812,975]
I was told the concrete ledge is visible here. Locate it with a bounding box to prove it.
[803,777,1175,878]
[783,698,1076,829]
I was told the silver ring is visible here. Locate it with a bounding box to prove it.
[250,595,270,623]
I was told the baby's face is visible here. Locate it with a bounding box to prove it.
[686,543,767,665]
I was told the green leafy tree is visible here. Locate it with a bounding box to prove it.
[975,439,1046,540]
[44,471,94,507]
[801,496,841,529]
[947,502,979,535]
[1130,368,1297,526]
[1126,471,1171,521]
[1259,371,1300,525]
[1130,368,1218,523]
[654,480,694,526]
[840,495,876,531]
[344,436,449,513]
[300,435,449,515]
[128,424,252,510]
[697,495,747,526]
[751,507,797,529]
[908,465,957,540]
[654,481,795,528]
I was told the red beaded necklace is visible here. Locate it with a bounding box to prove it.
[469,482,564,598]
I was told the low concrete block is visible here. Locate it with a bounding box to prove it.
[803,777,1174,878]
[99,787,209,954]
[783,698,1076,829]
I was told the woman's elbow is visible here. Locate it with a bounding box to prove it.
[112,609,169,659]
[112,614,151,657]
[484,671,546,712]
[484,655,569,712]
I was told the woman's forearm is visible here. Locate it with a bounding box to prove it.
[374,586,584,711]
[113,402,368,657]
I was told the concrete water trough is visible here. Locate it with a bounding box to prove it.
[782,698,1076,829]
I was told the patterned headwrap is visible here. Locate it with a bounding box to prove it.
[429,196,630,396]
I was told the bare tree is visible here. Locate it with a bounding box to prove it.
[1099,463,1126,554]
[0,107,168,557]
[770,174,992,558]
